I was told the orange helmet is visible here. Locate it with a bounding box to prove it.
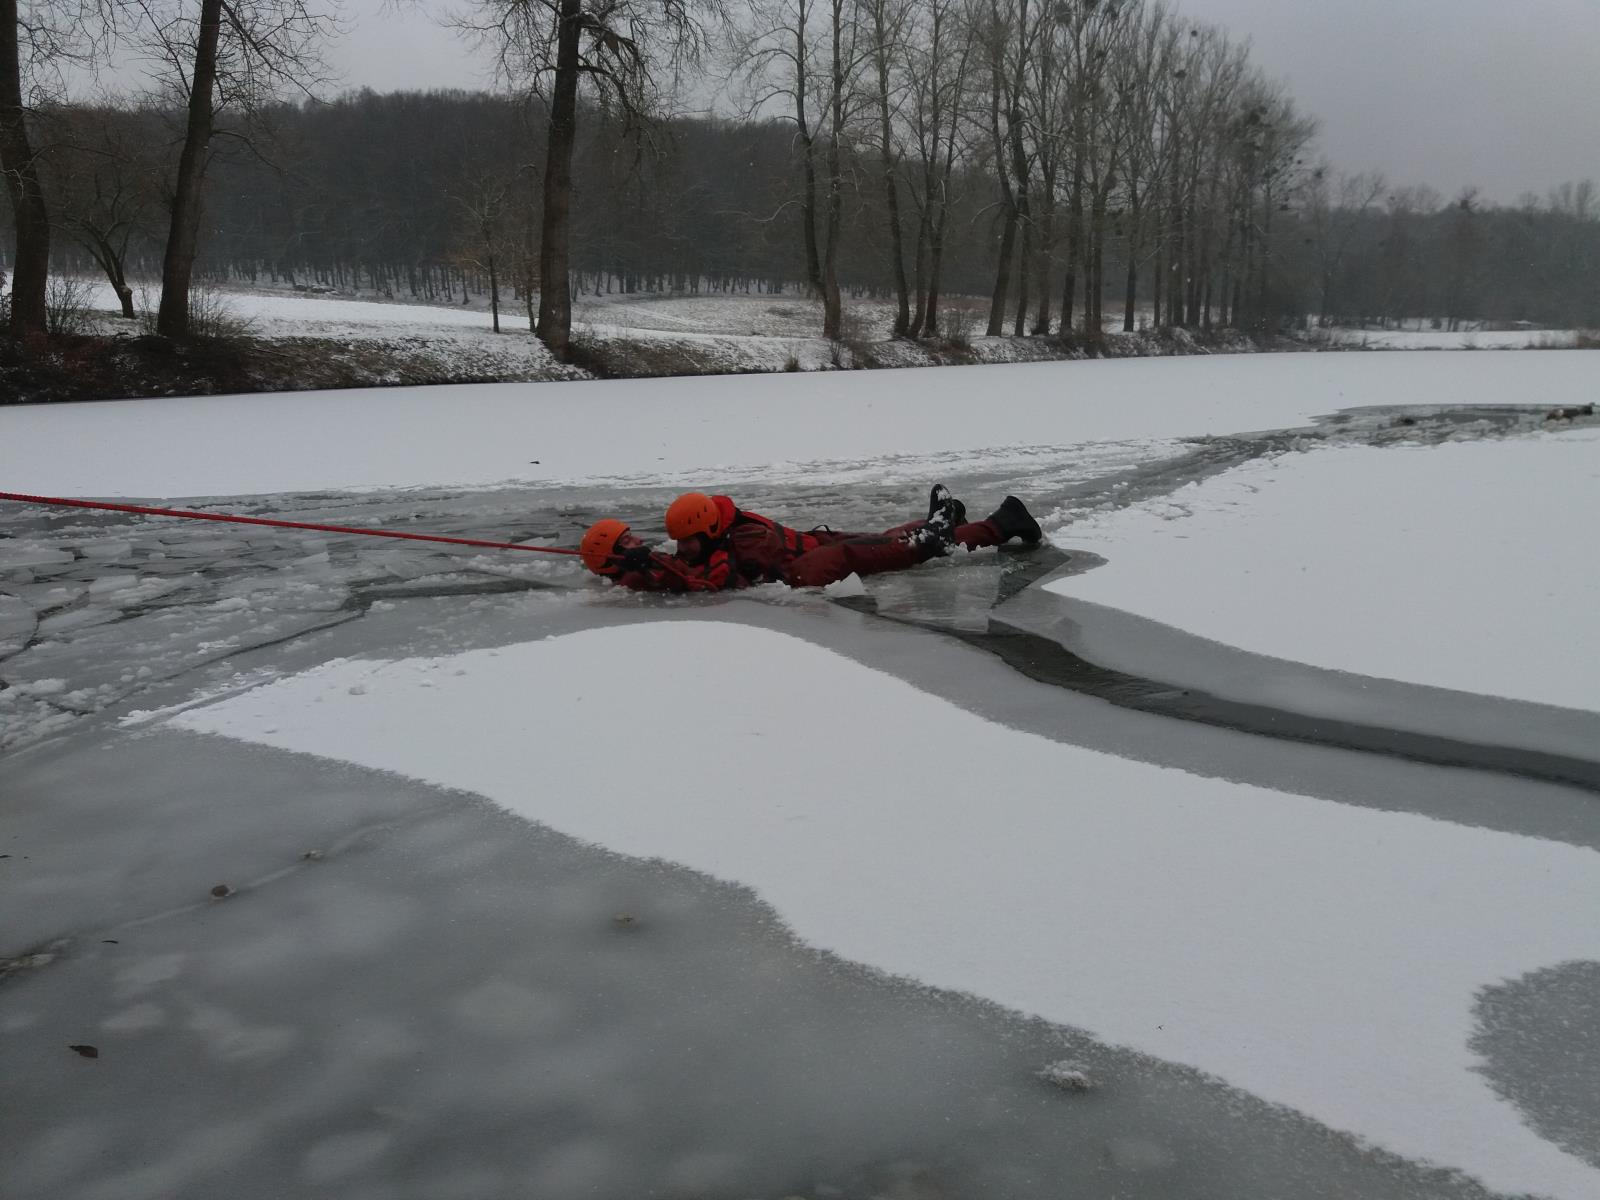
[665,492,728,540]
[580,518,630,575]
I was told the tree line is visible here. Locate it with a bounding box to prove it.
[4,0,1597,356]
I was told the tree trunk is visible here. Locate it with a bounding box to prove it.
[1013,199,1031,337]
[985,38,1017,340]
[798,136,825,296]
[821,0,845,341]
[1059,149,1083,336]
[1031,166,1055,334]
[880,158,910,336]
[1256,180,1273,330]
[1166,149,1184,327]
[909,193,930,337]
[523,174,538,330]
[1151,212,1164,330]
[157,0,224,338]
[926,218,946,336]
[795,14,824,297]
[1189,191,1206,325]
[535,0,582,359]
[1123,217,1139,332]
[1006,91,1030,338]
[83,231,137,318]
[924,54,965,339]
[488,253,500,333]
[1088,183,1109,342]
[0,0,48,337]
[875,37,910,337]
[987,204,1017,338]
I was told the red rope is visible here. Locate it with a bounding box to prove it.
[0,492,582,557]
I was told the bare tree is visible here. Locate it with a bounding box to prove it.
[1375,184,1438,327]
[1303,164,1383,326]
[861,0,909,334]
[0,0,48,333]
[730,0,826,294]
[1236,82,1315,330]
[816,0,860,340]
[1548,179,1596,222]
[451,166,519,332]
[1049,0,1122,338]
[463,0,721,359]
[136,0,335,337]
[2,0,104,335]
[1443,186,1481,332]
[980,0,1035,337]
[1110,1,1177,332]
[901,0,970,335]
[51,102,163,318]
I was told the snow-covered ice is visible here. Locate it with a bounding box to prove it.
[5,350,1597,497]
[6,346,1600,1197]
[172,620,1600,1200]
[1048,428,1600,712]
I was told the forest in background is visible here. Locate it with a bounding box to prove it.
[4,0,1597,357]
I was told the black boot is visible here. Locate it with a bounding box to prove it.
[907,494,960,558]
[986,495,1042,544]
[927,483,967,529]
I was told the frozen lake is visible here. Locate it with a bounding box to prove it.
[4,353,1599,1199]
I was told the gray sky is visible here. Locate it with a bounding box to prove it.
[1176,0,1600,202]
[320,0,1599,204]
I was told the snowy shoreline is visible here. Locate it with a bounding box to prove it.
[4,281,1593,405]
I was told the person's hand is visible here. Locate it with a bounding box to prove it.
[618,545,655,572]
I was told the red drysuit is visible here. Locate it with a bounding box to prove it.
[609,495,1006,592]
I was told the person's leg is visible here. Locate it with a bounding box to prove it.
[902,488,1041,548]
[782,492,1045,586]
[954,519,1005,549]
[782,536,930,587]
[983,495,1042,544]
[884,516,1000,550]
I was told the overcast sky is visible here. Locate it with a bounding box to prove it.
[318,0,1598,204]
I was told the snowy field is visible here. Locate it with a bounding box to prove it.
[4,348,1600,1199]
[46,277,1592,390]
[1318,327,1588,350]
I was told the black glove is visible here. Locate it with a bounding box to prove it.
[617,545,655,572]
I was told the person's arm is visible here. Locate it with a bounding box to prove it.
[663,547,734,591]
[725,522,790,583]
[600,547,685,592]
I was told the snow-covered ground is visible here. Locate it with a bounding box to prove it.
[1047,428,1600,712]
[64,280,580,384]
[173,620,1600,1200]
[1318,327,1587,350]
[54,277,1593,382]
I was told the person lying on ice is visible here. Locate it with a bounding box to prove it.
[578,485,1042,591]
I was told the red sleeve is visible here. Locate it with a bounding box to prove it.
[614,550,741,593]
[610,552,691,592]
[727,523,787,582]
[670,547,735,591]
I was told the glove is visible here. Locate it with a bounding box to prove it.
[618,545,655,572]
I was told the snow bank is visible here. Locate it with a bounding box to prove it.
[1048,428,1600,711]
[172,621,1600,1200]
[5,351,1596,498]
[1319,327,1586,350]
